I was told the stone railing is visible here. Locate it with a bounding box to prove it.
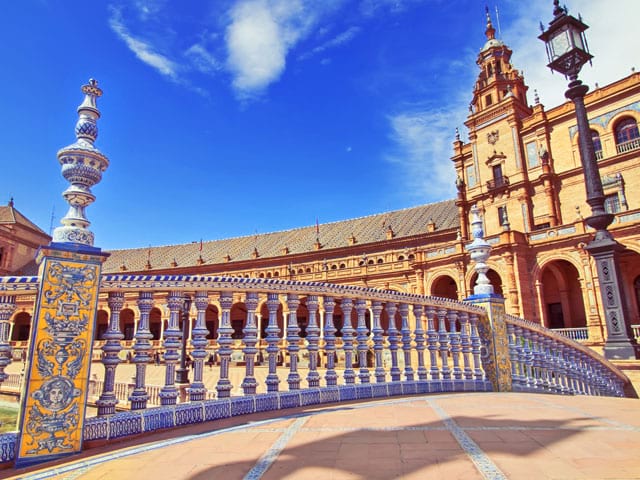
[0,275,631,465]
[551,327,589,341]
[505,314,627,397]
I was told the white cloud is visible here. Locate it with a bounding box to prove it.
[185,43,221,75]
[299,26,361,61]
[386,108,464,202]
[225,0,336,97]
[109,7,178,79]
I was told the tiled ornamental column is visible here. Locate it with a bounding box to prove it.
[341,298,356,384]
[130,291,154,410]
[241,292,259,395]
[159,291,183,405]
[265,293,281,393]
[97,291,125,415]
[305,295,321,387]
[399,303,414,381]
[323,296,338,386]
[386,302,401,381]
[285,293,301,390]
[189,291,210,401]
[412,304,427,381]
[355,298,370,383]
[371,301,385,383]
[216,292,234,398]
[0,296,16,386]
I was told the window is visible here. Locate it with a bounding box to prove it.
[591,130,602,159]
[485,94,493,107]
[526,141,539,168]
[0,247,3,267]
[493,164,503,180]
[615,117,640,153]
[604,193,621,214]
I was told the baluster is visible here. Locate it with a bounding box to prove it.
[557,343,570,395]
[306,295,320,387]
[189,291,210,400]
[459,312,473,381]
[448,310,461,381]
[425,306,439,380]
[469,313,483,382]
[285,293,301,390]
[513,325,526,387]
[98,291,125,415]
[130,292,153,409]
[159,291,183,406]
[240,292,259,395]
[0,296,16,386]
[216,292,234,398]
[323,296,338,386]
[371,301,385,382]
[535,332,550,391]
[506,322,521,390]
[341,298,356,384]
[437,308,451,381]
[355,299,370,384]
[399,303,414,381]
[413,304,428,381]
[577,352,589,395]
[528,331,541,391]
[265,293,281,392]
[386,302,401,381]
[522,328,534,390]
[565,347,578,395]
[546,337,561,393]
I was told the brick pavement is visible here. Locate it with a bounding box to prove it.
[3,392,639,480]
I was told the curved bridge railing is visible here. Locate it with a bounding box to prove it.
[0,275,631,465]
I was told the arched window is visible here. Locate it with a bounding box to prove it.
[591,129,602,159]
[615,117,640,153]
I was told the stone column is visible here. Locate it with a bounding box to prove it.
[189,291,209,401]
[399,303,414,381]
[355,299,370,383]
[97,292,125,415]
[159,291,183,405]
[323,296,338,386]
[386,302,401,381]
[305,295,320,387]
[130,292,154,410]
[341,298,356,384]
[241,292,259,395]
[265,293,281,392]
[216,292,234,398]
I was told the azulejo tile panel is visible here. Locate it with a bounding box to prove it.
[204,399,231,421]
[175,404,204,426]
[279,392,301,409]
[16,249,107,467]
[230,397,255,417]
[109,413,143,439]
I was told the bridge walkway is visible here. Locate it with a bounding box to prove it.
[4,392,639,480]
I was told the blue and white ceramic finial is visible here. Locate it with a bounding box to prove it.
[466,204,494,296]
[52,79,109,247]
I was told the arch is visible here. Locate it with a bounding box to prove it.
[120,308,135,340]
[297,299,309,338]
[339,263,346,269]
[614,116,640,153]
[538,260,586,329]
[95,309,109,340]
[149,307,162,340]
[11,311,31,341]
[591,129,602,156]
[469,269,503,297]
[206,305,219,340]
[430,274,459,300]
[230,303,247,340]
[377,258,384,264]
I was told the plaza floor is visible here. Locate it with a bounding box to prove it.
[3,392,639,480]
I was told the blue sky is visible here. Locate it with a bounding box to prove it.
[2,0,638,250]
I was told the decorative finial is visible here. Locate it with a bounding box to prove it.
[52,79,109,247]
[455,127,460,141]
[534,89,540,105]
[485,5,496,40]
[8,197,14,207]
[466,204,494,296]
[553,0,567,18]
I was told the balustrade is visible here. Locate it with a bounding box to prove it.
[0,274,630,464]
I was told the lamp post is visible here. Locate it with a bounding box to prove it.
[539,1,638,359]
[176,294,192,384]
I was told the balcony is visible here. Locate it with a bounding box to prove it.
[486,175,509,192]
[616,137,640,154]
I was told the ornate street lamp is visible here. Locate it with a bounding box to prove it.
[176,294,192,384]
[539,1,638,359]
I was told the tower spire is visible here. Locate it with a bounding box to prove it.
[52,79,109,247]
[485,5,496,41]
